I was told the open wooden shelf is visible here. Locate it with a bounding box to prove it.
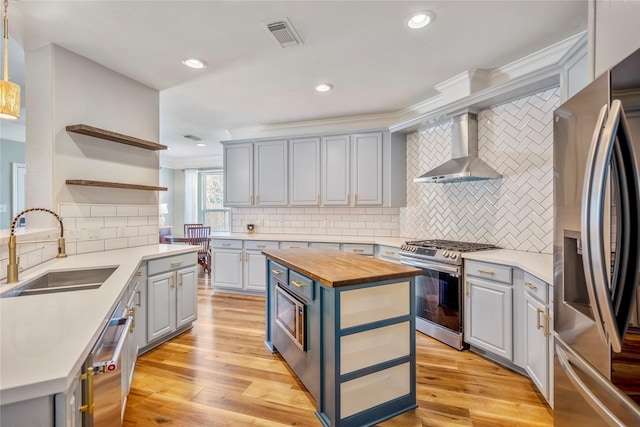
[66,124,168,151]
[66,180,168,191]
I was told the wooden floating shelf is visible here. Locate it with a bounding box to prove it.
[66,180,168,191]
[66,124,168,151]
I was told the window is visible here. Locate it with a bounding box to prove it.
[201,170,231,232]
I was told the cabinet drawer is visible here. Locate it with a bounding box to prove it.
[341,321,410,374]
[211,239,242,249]
[465,260,512,284]
[244,240,279,251]
[524,272,548,303]
[377,245,401,262]
[288,270,314,301]
[342,243,374,256]
[148,252,197,276]
[270,261,288,285]
[310,242,340,250]
[280,241,309,249]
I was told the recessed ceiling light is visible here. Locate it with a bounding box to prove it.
[407,11,434,29]
[196,143,206,147]
[182,58,207,69]
[315,83,333,92]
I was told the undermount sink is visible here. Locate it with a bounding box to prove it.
[1,267,117,298]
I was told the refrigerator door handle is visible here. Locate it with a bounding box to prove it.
[556,342,640,426]
[582,100,640,353]
[580,103,609,345]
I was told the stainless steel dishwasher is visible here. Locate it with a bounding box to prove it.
[81,302,133,427]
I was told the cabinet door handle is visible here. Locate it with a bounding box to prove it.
[536,308,544,330]
[317,194,320,204]
[525,282,538,291]
[271,269,283,275]
[128,307,136,333]
[465,281,469,296]
[79,367,95,415]
[170,261,183,267]
[135,290,142,307]
[170,275,175,289]
[544,314,551,337]
[256,195,260,204]
[478,269,495,275]
[178,273,183,286]
[355,194,358,204]
[291,280,304,288]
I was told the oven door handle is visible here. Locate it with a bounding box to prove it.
[401,258,461,276]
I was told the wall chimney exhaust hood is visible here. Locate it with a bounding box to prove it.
[414,113,502,183]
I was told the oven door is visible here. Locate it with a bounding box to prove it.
[402,258,462,332]
[275,284,306,351]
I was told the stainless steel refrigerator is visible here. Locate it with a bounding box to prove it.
[554,48,640,426]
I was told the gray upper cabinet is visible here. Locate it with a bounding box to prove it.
[254,140,288,206]
[351,132,383,206]
[321,134,351,206]
[289,137,320,205]
[224,143,253,206]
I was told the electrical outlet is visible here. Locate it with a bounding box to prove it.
[0,204,6,213]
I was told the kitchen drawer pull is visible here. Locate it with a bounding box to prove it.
[170,261,183,267]
[525,282,538,291]
[222,243,231,247]
[136,271,143,277]
[536,308,544,330]
[257,244,266,248]
[352,248,364,253]
[384,250,396,255]
[478,269,495,275]
[289,246,300,249]
[291,280,305,288]
[271,269,283,275]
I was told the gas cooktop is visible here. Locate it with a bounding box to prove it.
[403,239,501,252]
[399,239,501,265]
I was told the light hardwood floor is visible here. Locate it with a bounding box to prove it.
[123,273,553,426]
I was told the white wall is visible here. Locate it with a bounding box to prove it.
[592,0,640,76]
[25,44,160,222]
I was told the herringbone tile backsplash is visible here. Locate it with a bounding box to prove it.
[400,88,559,253]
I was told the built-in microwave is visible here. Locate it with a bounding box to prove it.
[275,285,306,351]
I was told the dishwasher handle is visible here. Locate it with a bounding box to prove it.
[92,316,133,374]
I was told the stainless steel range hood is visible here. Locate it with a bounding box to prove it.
[414,113,502,183]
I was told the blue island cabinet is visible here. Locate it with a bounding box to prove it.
[264,252,417,427]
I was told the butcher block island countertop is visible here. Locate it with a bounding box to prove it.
[263,248,420,427]
[261,248,421,287]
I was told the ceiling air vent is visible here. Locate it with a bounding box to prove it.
[263,18,302,48]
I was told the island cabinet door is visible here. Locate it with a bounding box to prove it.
[318,279,416,427]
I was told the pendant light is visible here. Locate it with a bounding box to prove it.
[0,0,20,120]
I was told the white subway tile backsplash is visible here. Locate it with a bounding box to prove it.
[399,88,558,253]
[77,240,105,254]
[91,205,117,217]
[139,206,157,216]
[60,204,91,218]
[117,206,139,217]
[105,238,128,251]
[128,236,149,247]
[127,216,148,227]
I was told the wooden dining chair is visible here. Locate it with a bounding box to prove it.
[185,226,211,275]
[184,223,203,236]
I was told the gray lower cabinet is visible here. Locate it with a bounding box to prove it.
[146,252,198,347]
[464,260,514,361]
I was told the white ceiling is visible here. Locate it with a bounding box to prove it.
[6,0,587,166]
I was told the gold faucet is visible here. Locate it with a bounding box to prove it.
[6,208,67,284]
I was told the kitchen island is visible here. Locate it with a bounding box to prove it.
[263,248,421,427]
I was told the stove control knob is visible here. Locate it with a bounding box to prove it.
[454,253,460,260]
[443,251,449,257]
[412,246,417,253]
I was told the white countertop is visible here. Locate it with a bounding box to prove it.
[207,232,409,248]
[0,244,199,405]
[462,249,553,285]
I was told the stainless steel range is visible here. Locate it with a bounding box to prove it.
[399,239,500,350]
